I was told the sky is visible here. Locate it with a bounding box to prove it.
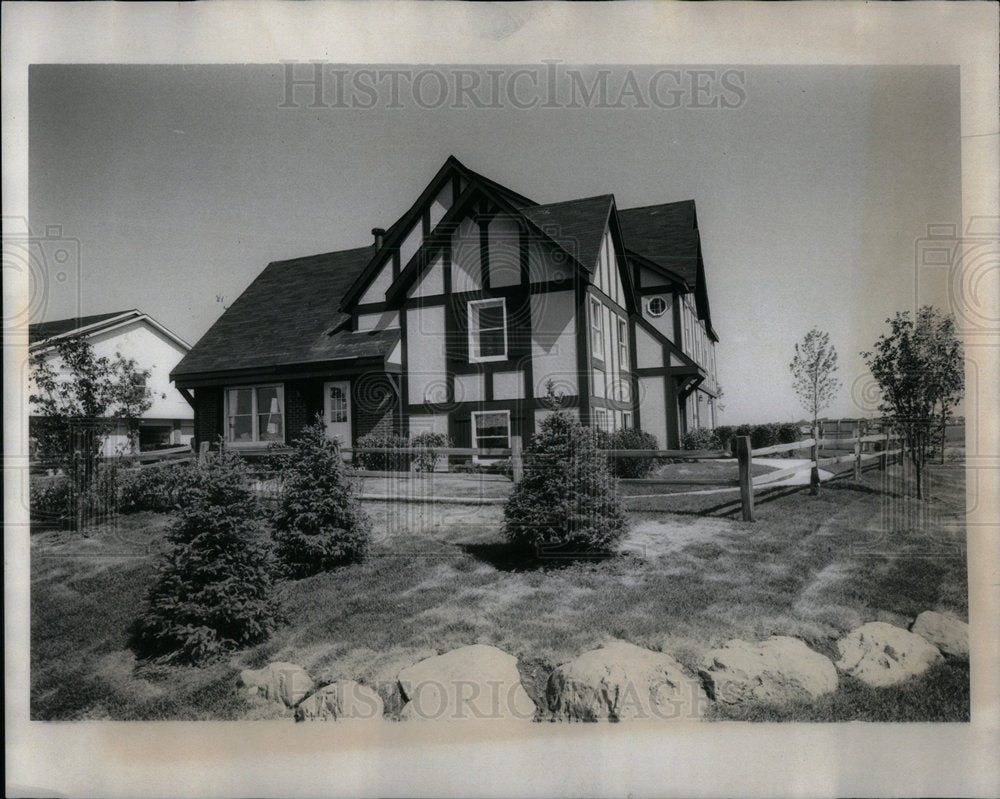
[28,63,961,424]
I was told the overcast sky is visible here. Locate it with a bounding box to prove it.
[29,63,961,424]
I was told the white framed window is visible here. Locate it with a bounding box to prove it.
[594,408,609,432]
[646,296,668,317]
[226,384,284,444]
[590,296,605,360]
[622,412,633,430]
[617,317,629,371]
[467,298,508,362]
[471,410,511,461]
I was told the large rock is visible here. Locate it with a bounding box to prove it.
[700,636,838,705]
[397,644,536,721]
[910,611,970,658]
[547,641,707,722]
[835,622,943,687]
[238,662,314,708]
[295,680,384,722]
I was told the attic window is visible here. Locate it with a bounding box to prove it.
[646,296,668,317]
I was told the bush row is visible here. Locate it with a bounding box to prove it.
[30,460,195,523]
[681,423,802,452]
[353,431,451,472]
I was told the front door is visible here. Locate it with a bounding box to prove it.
[323,380,352,448]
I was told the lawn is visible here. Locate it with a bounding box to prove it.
[30,457,968,721]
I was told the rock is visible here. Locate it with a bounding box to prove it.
[835,622,943,687]
[295,680,384,722]
[547,640,707,722]
[910,611,969,658]
[238,662,314,707]
[700,636,838,705]
[397,644,536,721]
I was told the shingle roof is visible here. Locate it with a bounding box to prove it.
[520,195,614,273]
[617,201,699,287]
[171,247,387,377]
[29,310,134,345]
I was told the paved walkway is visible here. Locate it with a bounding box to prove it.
[663,458,834,496]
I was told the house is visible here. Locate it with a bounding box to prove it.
[171,157,720,455]
[29,309,195,455]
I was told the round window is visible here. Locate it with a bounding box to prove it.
[647,296,668,317]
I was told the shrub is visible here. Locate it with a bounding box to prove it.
[116,461,193,514]
[130,449,276,665]
[603,428,659,478]
[410,431,452,473]
[30,477,74,525]
[272,421,371,578]
[354,431,411,472]
[681,427,720,452]
[504,408,628,559]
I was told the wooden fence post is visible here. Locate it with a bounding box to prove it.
[736,435,754,522]
[879,431,889,471]
[510,435,523,484]
[853,424,862,481]
[810,425,820,496]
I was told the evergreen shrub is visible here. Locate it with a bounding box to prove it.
[272,421,371,578]
[130,449,276,664]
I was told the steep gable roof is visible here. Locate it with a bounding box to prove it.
[172,246,382,378]
[520,195,614,274]
[618,200,717,340]
[617,200,699,287]
[29,310,136,345]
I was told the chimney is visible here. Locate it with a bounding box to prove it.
[371,227,386,249]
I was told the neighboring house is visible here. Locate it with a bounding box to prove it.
[29,309,195,455]
[171,156,720,454]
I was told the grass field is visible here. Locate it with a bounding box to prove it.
[30,457,968,721]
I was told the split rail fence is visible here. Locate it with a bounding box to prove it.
[194,426,907,520]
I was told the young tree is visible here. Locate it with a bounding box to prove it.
[504,385,628,560]
[861,307,964,499]
[272,420,371,578]
[789,328,841,430]
[29,335,155,530]
[29,335,154,464]
[131,449,277,664]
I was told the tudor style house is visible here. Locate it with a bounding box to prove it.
[171,157,720,455]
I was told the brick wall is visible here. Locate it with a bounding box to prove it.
[194,387,222,449]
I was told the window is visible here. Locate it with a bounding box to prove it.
[646,296,667,317]
[590,297,605,360]
[622,412,633,430]
[328,385,348,423]
[594,408,609,432]
[468,298,507,362]
[472,410,510,458]
[617,317,629,371]
[226,385,284,443]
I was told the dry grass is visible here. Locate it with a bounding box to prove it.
[30,460,968,721]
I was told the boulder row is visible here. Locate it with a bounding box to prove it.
[237,661,315,708]
[700,636,838,705]
[910,611,970,658]
[397,644,537,721]
[547,640,707,722]
[295,680,384,722]
[835,622,943,687]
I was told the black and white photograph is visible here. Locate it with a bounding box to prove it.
[4,3,998,797]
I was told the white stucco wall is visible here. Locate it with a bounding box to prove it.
[530,290,577,398]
